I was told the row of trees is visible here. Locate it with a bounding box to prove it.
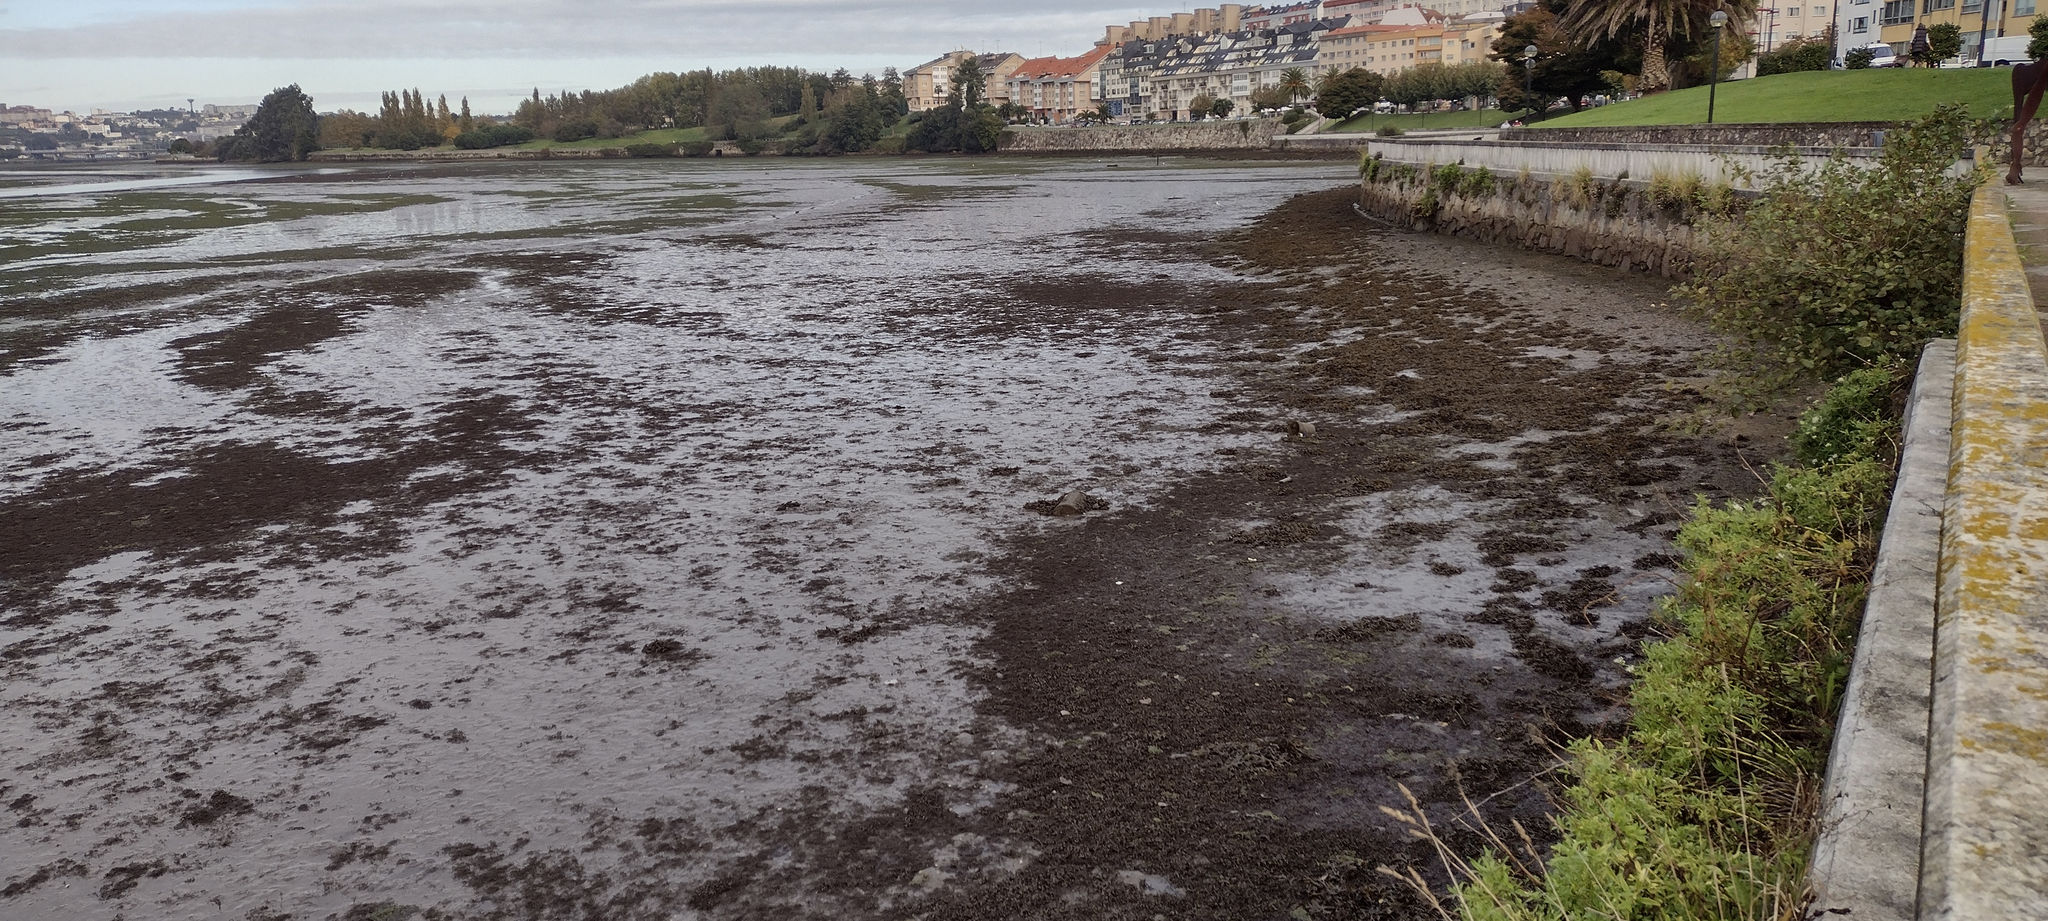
[510,67,909,144]
[317,89,477,151]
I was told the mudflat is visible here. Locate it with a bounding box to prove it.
[0,159,1772,920]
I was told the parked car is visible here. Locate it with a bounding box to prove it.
[1863,44,1899,68]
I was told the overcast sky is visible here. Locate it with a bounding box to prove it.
[1,1,1152,115]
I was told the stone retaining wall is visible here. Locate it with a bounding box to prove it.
[999,119,1282,152]
[1356,156,1723,277]
[1500,122,1896,148]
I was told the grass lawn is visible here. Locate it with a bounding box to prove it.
[517,125,715,150]
[1537,66,2012,127]
[1326,107,1521,133]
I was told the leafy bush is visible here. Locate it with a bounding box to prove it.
[1844,47,1876,69]
[1680,104,1979,387]
[680,141,715,157]
[551,120,599,143]
[1793,363,1905,467]
[1756,37,1834,76]
[1377,124,1405,137]
[452,124,535,149]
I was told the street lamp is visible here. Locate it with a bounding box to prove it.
[1708,10,1729,124]
[1523,44,1537,120]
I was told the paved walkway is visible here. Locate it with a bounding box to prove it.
[1999,168,2048,338]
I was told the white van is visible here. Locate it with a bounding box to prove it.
[1982,34,2033,66]
[1861,43,1898,68]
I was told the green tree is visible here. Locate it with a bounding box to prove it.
[1845,46,1876,68]
[1189,93,1216,119]
[1926,23,1963,63]
[1314,67,1384,118]
[1495,2,1627,115]
[1210,97,1234,119]
[2030,14,2048,61]
[1251,85,1291,111]
[881,66,909,117]
[1560,0,1756,93]
[1277,67,1311,104]
[215,84,319,162]
[950,56,988,111]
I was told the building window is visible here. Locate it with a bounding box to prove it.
[1963,0,1981,11]
[1882,0,1915,22]
[1852,15,1870,31]
[2021,0,2038,15]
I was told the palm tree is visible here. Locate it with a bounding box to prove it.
[1561,0,1755,94]
[1278,67,1311,105]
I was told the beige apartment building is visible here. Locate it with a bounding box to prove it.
[1103,5,1248,45]
[1322,15,1504,76]
[1006,47,1113,123]
[902,51,1024,112]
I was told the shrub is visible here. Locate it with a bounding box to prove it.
[452,124,535,149]
[1756,37,1833,76]
[680,141,715,157]
[625,143,677,158]
[551,120,599,143]
[1648,168,1703,214]
[1377,124,1404,137]
[1793,363,1905,467]
[1680,104,1980,388]
[1844,47,1876,69]
[1460,166,1496,198]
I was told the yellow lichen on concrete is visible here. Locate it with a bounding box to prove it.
[1922,185,2048,920]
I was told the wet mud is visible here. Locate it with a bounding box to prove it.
[0,160,1777,920]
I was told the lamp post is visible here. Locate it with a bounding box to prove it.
[1523,44,1537,120]
[1708,10,1729,124]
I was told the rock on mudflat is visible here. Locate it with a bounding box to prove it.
[1114,869,1187,898]
[1052,489,1093,516]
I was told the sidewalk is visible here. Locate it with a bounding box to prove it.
[1999,168,2048,338]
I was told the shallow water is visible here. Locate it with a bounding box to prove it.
[1,157,1368,918]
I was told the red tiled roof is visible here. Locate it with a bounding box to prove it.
[1008,45,1111,82]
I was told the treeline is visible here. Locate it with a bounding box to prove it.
[512,66,909,151]
[318,89,480,150]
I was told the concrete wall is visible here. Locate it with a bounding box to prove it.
[1918,182,2048,921]
[999,119,1281,152]
[1500,122,1896,149]
[1363,135,1883,189]
[1356,156,1720,277]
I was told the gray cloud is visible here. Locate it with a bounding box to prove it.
[3,1,1155,60]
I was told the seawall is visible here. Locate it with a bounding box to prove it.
[1000,119,1283,153]
[1355,156,1715,277]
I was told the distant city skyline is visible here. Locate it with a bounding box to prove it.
[1,0,1157,114]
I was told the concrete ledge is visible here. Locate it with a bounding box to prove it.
[1921,184,2048,920]
[1809,339,1952,921]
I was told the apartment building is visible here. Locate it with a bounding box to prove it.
[1101,16,1355,120]
[902,51,1025,112]
[1857,0,2037,61]
[1103,5,1249,44]
[1006,47,1114,123]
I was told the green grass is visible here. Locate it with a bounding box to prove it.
[1327,107,1519,133]
[517,125,715,150]
[1537,67,2011,127]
